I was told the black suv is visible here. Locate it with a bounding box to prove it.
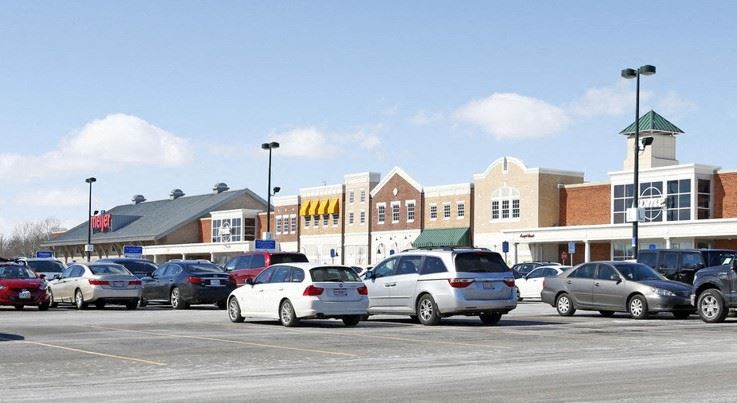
[638,248,737,284]
[691,257,737,323]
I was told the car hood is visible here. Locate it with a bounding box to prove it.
[0,278,44,289]
[639,280,692,292]
[695,265,729,279]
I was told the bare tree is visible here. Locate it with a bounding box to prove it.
[1,217,61,258]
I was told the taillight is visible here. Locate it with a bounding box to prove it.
[448,278,474,288]
[503,278,515,287]
[186,277,202,284]
[88,279,109,286]
[129,279,142,286]
[303,285,324,296]
[357,286,368,295]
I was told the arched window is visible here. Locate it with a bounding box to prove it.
[491,187,520,221]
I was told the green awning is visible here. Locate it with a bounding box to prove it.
[412,227,471,248]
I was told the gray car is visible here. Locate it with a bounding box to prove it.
[48,262,142,310]
[541,261,694,319]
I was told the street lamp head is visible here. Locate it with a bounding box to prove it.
[85,177,96,184]
[621,68,637,79]
[273,186,281,194]
[261,143,270,150]
[269,141,280,149]
[641,136,654,147]
[638,65,656,76]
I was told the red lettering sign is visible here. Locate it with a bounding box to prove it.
[91,213,113,233]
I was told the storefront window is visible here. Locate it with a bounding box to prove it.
[697,179,711,219]
[491,186,520,222]
[666,179,691,221]
[612,184,634,224]
[612,241,633,261]
[212,217,243,242]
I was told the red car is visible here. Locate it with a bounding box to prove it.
[0,260,51,310]
[224,251,308,286]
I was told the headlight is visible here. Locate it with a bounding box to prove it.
[650,287,675,297]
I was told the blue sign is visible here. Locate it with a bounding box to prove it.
[502,241,509,253]
[568,241,576,254]
[255,239,276,250]
[123,245,143,258]
[36,251,53,258]
[649,243,657,250]
[389,249,395,255]
[330,248,337,258]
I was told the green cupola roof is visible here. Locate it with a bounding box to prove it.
[619,110,684,135]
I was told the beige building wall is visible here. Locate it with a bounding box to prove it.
[423,183,472,229]
[344,172,380,234]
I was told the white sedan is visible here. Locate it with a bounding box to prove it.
[516,265,569,300]
[226,263,369,327]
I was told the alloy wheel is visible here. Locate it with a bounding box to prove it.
[630,298,643,317]
[701,295,720,319]
[419,298,434,322]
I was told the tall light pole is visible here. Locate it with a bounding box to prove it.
[85,177,97,262]
[621,64,656,259]
[261,142,279,239]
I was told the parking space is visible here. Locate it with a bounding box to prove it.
[3,303,737,401]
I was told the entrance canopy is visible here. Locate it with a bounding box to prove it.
[412,227,471,248]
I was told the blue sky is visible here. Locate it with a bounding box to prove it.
[1,1,737,234]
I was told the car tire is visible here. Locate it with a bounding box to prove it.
[628,295,649,319]
[673,311,691,320]
[556,293,575,316]
[698,289,728,323]
[228,296,245,323]
[170,287,188,310]
[95,301,106,309]
[125,300,138,310]
[75,289,88,310]
[14,305,23,311]
[408,315,420,323]
[342,315,361,327]
[599,310,615,317]
[416,294,441,326]
[139,298,148,308]
[216,300,227,310]
[48,290,58,308]
[479,312,502,325]
[38,302,50,311]
[279,299,300,327]
[515,287,523,302]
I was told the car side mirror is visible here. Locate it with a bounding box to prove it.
[141,276,154,282]
[614,276,622,284]
[53,274,62,280]
[364,271,375,280]
[246,278,254,286]
[37,273,46,279]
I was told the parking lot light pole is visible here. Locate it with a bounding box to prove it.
[85,177,97,262]
[621,64,656,259]
[261,142,280,238]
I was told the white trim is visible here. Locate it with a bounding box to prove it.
[406,201,416,223]
[370,166,422,197]
[424,183,471,197]
[376,202,387,225]
[474,156,584,180]
[442,202,451,220]
[429,203,438,221]
[456,200,465,219]
[391,201,401,224]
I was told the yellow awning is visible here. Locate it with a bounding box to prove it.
[307,199,318,215]
[299,200,311,216]
[327,198,340,214]
[316,198,329,215]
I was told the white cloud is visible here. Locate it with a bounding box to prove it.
[568,81,653,118]
[15,189,89,208]
[409,111,444,126]
[0,113,191,183]
[453,93,570,139]
[262,126,382,159]
[348,129,382,150]
[656,92,697,118]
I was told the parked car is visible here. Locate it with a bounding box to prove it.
[362,248,517,326]
[691,258,737,323]
[97,258,158,279]
[637,248,736,284]
[515,265,569,300]
[141,260,234,309]
[224,251,308,286]
[22,258,66,280]
[0,258,51,310]
[541,261,694,319]
[48,262,142,310]
[227,263,368,327]
[511,261,561,279]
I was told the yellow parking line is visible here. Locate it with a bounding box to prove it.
[0,337,165,366]
[90,326,357,358]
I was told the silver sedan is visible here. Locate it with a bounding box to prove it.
[48,262,142,309]
[541,261,694,319]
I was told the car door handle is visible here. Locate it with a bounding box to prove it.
[258,289,264,293]
[566,280,572,285]
[594,282,600,286]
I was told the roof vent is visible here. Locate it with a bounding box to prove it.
[170,189,185,200]
[132,194,146,204]
[213,182,230,194]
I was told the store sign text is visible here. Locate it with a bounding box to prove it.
[91,213,113,233]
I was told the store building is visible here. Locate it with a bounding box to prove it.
[298,183,344,264]
[413,183,474,248]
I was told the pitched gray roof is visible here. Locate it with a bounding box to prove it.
[43,189,266,247]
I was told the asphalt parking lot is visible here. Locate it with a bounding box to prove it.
[3,303,737,402]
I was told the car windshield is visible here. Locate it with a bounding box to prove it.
[26,260,65,273]
[0,265,37,279]
[270,254,309,264]
[613,263,664,282]
[185,263,224,273]
[310,266,361,282]
[114,260,157,275]
[454,252,509,273]
[90,265,131,275]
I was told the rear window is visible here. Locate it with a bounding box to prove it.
[184,263,224,273]
[90,265,131,275]
[270,253,308,265]
[0,265,36,279]
[310,266,361,282]
[454,252,509,273]
[114,261,157,275]
[26,260,65,273]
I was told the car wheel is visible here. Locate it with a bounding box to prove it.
[515,287,523,301]
[49,290,58,308]
[599,310,615,317]
[125,300,138,310]
[698,289,728,323]
[556,293,575,316]
[38,302,50,311]
[170,287,188,310]
[342,315,361,327]
[139,298,148,308]
[479,312,502,325]
[673,311,691,320]
[216,300,227,310]
[416,294,441,326]
[629,295,649,319]
[75,289,88,310]
[279,299,300,327]
[14,305,23,311]
[408,315,420,323]
[228,296,245,323]
[95,301,106,309]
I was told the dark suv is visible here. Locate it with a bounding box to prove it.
[638,248,736,284]
[224,251,308,286]
[691,257,737,323]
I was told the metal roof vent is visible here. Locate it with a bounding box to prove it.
[213,182,230,194]
[132,194,146,204]
[170,189,185,200]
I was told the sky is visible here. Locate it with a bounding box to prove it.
[1,1,737,235]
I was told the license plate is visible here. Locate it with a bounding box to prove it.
[333,288,347,297]
[211,280,221,286]
[113,281,125,288]
[482,282,495,290]
[19,290,31,299]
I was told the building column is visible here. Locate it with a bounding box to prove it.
[210,252,215,262]
[665,237,671,249]
[584,240,591,263]
[514,243,519,265]
[181,253,186,260]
